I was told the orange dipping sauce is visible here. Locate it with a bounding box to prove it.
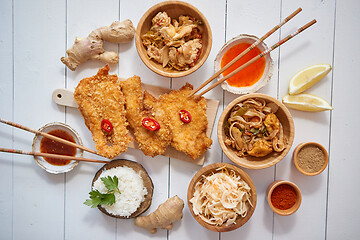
[221,43,266,87]
[40,129,77,166]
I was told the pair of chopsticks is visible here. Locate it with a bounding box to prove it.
[189,8,316,97]
[0,118,109,164]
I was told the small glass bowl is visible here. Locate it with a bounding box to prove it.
[32,122,83,174]
[214,34,274,94]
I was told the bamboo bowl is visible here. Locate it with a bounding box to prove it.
[135,0,212,78]
[266,180,302,216]
[187,162,257,232]
[293,142,329,176]
[218,93,295,169]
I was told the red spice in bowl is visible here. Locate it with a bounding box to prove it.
[266,180,301,216]
[270,184,297,210]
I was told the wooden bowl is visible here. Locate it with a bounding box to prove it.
[293,142,329,176]
[218,93,295,169]
[135,0,212,78]
[266,180,301,216]
[92,159,154,218]
[187,162,257,232]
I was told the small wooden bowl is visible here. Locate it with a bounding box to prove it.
[92,159,154,218]
[293,142,329,176]
[266,180,301,216]
[187,162,257,232]
[135,0,212,78]
[218,93,295,169]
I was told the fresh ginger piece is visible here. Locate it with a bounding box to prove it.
[61,19,135,71]
[134,195,184,234]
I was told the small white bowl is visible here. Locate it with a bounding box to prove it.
[32,122,83,174]
[214,34,273,94]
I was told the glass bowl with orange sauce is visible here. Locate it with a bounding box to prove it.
[214,34,274,94]
[32,122,83,174]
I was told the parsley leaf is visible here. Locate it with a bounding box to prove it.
[84,176,120,208]
[101,176,120,194]
[84,189,115,208]
[100,193,116,206]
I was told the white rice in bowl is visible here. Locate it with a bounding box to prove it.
[93,166,148,218]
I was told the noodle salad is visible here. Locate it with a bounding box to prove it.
[190,166,253,226]
[224,98,286,157]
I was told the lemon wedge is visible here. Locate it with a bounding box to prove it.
[289,64,332,95]
[282,94,333,112]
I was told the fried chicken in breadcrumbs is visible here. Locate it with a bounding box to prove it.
[158,83,212,159]
[120,76,172,157]
[74,65,131,159]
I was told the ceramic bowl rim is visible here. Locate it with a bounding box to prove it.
[214,34,274,94]
[32,122,83,174]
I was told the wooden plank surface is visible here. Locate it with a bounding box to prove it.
[327,0,360,239]
[0,0,359,239]
[0,1,14,239]
[276,1,335,239]
[11,0,67,239]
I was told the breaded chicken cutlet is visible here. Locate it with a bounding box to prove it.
[120,76,172,157]
[158,83,212,159]
[74,65,131,159]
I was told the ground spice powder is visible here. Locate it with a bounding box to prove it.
[271,184,297,210]
[297,145,325,173]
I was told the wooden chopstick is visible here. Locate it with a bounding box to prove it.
[188,7,302,98]
[0,148,109,164]
[0,118,98,155]
[195,19,317,97]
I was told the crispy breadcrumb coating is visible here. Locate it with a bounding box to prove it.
[158,83,212,159]
[120,76,172,157]
[74,65,131,159]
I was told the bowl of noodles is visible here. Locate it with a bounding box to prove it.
[218,93,294,169]
[187,162,257,232]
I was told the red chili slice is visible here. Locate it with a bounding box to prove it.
[179,110,191,123]
[101,119,113,133]
[142,118,160,131]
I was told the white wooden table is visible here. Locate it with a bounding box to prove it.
[1,0,359,239]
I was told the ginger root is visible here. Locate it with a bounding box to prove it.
[134,195,184,234]
[61,19,135,71]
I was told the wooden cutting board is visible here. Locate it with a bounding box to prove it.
[52,83,219,165]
